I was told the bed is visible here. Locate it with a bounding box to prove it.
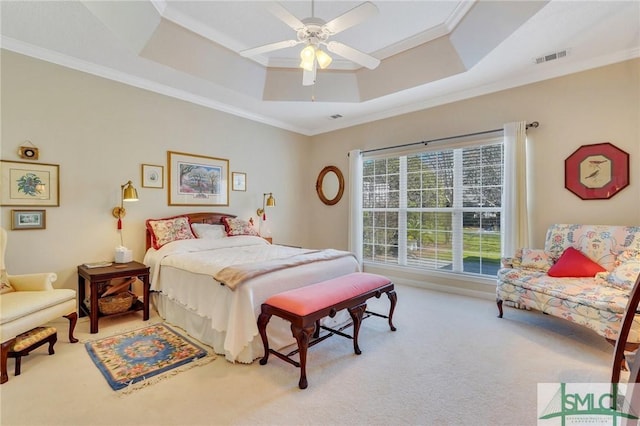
[143,212,360,363]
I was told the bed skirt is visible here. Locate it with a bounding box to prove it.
[152,292,349,364]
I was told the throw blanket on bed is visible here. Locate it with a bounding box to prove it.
[214,249,356,290]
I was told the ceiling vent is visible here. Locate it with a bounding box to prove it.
[329,114,343,120]
[534,49,568,64]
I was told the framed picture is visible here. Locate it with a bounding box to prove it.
[167,151,229,206]
[11,209,46,230]
[1,160,59,206]
[141,164,164,188]
[232,172,246,191]
[565,142,629,200]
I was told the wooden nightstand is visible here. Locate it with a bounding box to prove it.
[77,261,150,333]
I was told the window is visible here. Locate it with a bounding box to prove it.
[362,140,503,276]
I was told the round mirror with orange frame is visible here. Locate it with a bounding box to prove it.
[316,165,345,205]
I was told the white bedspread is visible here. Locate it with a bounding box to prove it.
[143,236,360,362]
[145,236,304,289]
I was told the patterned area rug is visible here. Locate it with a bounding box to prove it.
[85,323,213,391]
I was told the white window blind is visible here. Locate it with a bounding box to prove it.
[362,135,503,277]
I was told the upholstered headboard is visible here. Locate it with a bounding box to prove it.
[145,212,236,251]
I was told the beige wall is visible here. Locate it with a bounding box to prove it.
[308,59,640,252]
[1,51,311,290]
[306,58,639,295]
[2,50,639,297]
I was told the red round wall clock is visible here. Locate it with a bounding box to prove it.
[564,142,629,200]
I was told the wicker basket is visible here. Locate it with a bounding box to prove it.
[98,291,137,315]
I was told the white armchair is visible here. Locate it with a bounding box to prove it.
[0,228,78,384]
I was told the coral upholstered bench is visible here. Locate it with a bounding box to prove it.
[257,272,397,389]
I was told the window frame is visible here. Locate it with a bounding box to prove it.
[361,136,504,277]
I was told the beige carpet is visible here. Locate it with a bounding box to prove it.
[0,284,614,425]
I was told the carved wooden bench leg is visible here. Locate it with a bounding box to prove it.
[13,355,21,377]
[258,312,272,365]
[386,290,398,331]
[348,303,367,355]
[291,323,315,390]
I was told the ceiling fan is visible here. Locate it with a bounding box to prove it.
[239,1,381,86]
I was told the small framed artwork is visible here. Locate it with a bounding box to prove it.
[11,209,46,230]
[167,151,229,206]
[1,160,59,206]
[141,164,164,188]
[565,142,630,200]
[232,172,246,191]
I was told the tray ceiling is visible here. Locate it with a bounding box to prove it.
[1,1,639,135]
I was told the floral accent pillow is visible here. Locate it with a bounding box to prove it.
[520,248,553,271]
[222,217,259,237]
[616,250,640,264]
[504,248,523,268]
[146,216,196,250]
[0,269,14,294]
[599,251,640,291]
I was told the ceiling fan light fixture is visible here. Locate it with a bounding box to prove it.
[300,59,314,72]
[315,48,332,69]
[300,44,315,61]
[299,44,316,71]
[300,58,315,72]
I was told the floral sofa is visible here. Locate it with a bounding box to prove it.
[496,224,640,343]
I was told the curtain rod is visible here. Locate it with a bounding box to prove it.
[360,121,539,155]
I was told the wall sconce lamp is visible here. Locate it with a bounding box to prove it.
[112,180,139,229]
[256,192,276,220]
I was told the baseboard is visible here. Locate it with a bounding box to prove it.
[391,276,496,301]
[363,264,496,301]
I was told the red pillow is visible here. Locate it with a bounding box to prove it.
[547,247,606,277]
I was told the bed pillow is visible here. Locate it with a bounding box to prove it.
[599,251,640,290]
[191,223,226,240]
[547,247,606,277]
[222,217,259,237]
[146,215,196,249]
[520,248,553,271]
[0,269,14,294]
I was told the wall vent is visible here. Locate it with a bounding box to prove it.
[329,114,343,120]
[534,49,568,64]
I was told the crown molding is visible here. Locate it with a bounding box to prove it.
[309,47,640,135]
[0,37,309,135]
[2,35,637,137]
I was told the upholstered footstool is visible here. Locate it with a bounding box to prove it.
[8,326,57,376]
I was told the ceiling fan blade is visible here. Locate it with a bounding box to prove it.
[265,2,305,31]
[324,1,378,35]
[302,63,317,86]
[239,39,300,57]
[326,41,380,70]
